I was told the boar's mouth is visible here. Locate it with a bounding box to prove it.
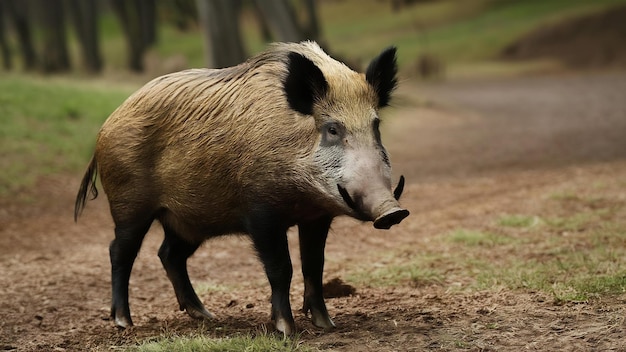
[337,184,369,221]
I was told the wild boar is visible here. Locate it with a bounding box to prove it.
[74,41,409,335]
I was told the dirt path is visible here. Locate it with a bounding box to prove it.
[1,70,625,351]
[389,70,626,182]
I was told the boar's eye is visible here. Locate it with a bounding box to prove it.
[321,121,345,145]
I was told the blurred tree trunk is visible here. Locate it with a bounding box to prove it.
[302,0,320,40]
[110,0,142,71]
[254,0,304,42]
[162,0,197,31]
[4,0,37,70]
[141,0,157,47]
[110,0,157,72]
[196,0,246,68]
[39,0,71,72]
[251,1,272,42]
[0,1,11,70]
[68,0,102,73]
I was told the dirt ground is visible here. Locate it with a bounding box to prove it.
[1,69,626,351]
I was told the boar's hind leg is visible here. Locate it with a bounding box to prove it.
[158,225,214,321]
[110,219,153,328]
[247,216,295,335]
[298,217,336,330]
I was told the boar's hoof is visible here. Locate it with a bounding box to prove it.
[185,305,215,321]
[311,312,336,330]
[373,207,410,229]
[275,316,296,336]
[114,315,133,329]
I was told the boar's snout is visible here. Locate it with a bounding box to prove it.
[337,176,409,230]
[374,206,410,229]
[375,175,409,229]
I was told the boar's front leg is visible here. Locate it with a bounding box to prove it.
[158,225,214,321]
[298,217,336,330]
[247,213,295,335]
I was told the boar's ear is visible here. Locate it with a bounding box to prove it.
[284,52,328,116]
[366,46,398,108]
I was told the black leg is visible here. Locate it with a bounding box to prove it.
[247,214,294,335]
[298,216,335,329]
[109,220,152,328]
[158,226,213,320]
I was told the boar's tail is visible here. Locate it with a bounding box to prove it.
[74,155,99,222]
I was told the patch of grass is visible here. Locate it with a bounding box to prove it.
[549,191,581,202]
[548,272,626,303]
[129,333,312,352]
[346,253,444,288]
[0,75,134,194]
[447,229,513,247]
[543,213,594,232]
[486,323,499,329]
[573,274,626,297]
[453,340,470,349]
[497,214,540,228]
[352,263,444,288]
[474,224,626,301]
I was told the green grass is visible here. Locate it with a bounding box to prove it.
[497,214,540,228]
[475,251,626,303]
[0,75,134,194]
[481,195,626,301]
[129,333,313,352]
[447,229,514,247]
[544,213,594,232]
[346,253,445,288]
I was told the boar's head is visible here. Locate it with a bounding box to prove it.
[284,45,409,229]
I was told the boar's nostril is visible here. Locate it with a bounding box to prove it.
[393,175,405,201]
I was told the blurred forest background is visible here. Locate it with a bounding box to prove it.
[1,0,625,78]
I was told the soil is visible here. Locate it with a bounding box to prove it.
[501,5,626,69]
[2,69,626,351]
